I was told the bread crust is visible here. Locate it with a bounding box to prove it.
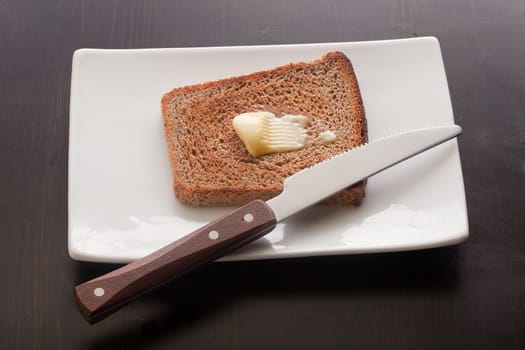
[161,51,367,206]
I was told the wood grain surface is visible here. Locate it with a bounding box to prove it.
[1,0,524,349]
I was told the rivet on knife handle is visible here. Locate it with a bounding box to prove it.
[74,200,277,324]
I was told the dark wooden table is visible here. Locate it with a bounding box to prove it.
[1,0,524,349]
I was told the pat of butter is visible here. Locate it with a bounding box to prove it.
[318,130,337,143]
[232,111,308,157]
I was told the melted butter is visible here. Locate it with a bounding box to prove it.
[232,111,308,157]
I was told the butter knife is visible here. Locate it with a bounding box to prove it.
[74,125,462,323]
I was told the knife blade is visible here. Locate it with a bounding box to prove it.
[74,124,462,323]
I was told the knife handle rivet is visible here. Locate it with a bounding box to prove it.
[93,287,105,297]
[243,213,254,223]
[208,230,219,240]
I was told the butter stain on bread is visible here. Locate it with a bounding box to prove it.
[161,51,367,206]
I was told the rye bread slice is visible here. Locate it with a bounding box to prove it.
[161,51,367,206]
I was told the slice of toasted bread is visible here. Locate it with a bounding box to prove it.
[161,51,367,206]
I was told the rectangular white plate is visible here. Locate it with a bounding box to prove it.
[68,37,468,263]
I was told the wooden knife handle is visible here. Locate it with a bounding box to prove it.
[74,200,276,324]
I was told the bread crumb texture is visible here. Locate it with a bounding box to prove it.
[161,51,367,206]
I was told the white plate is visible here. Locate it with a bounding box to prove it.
[68,37,468,263]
